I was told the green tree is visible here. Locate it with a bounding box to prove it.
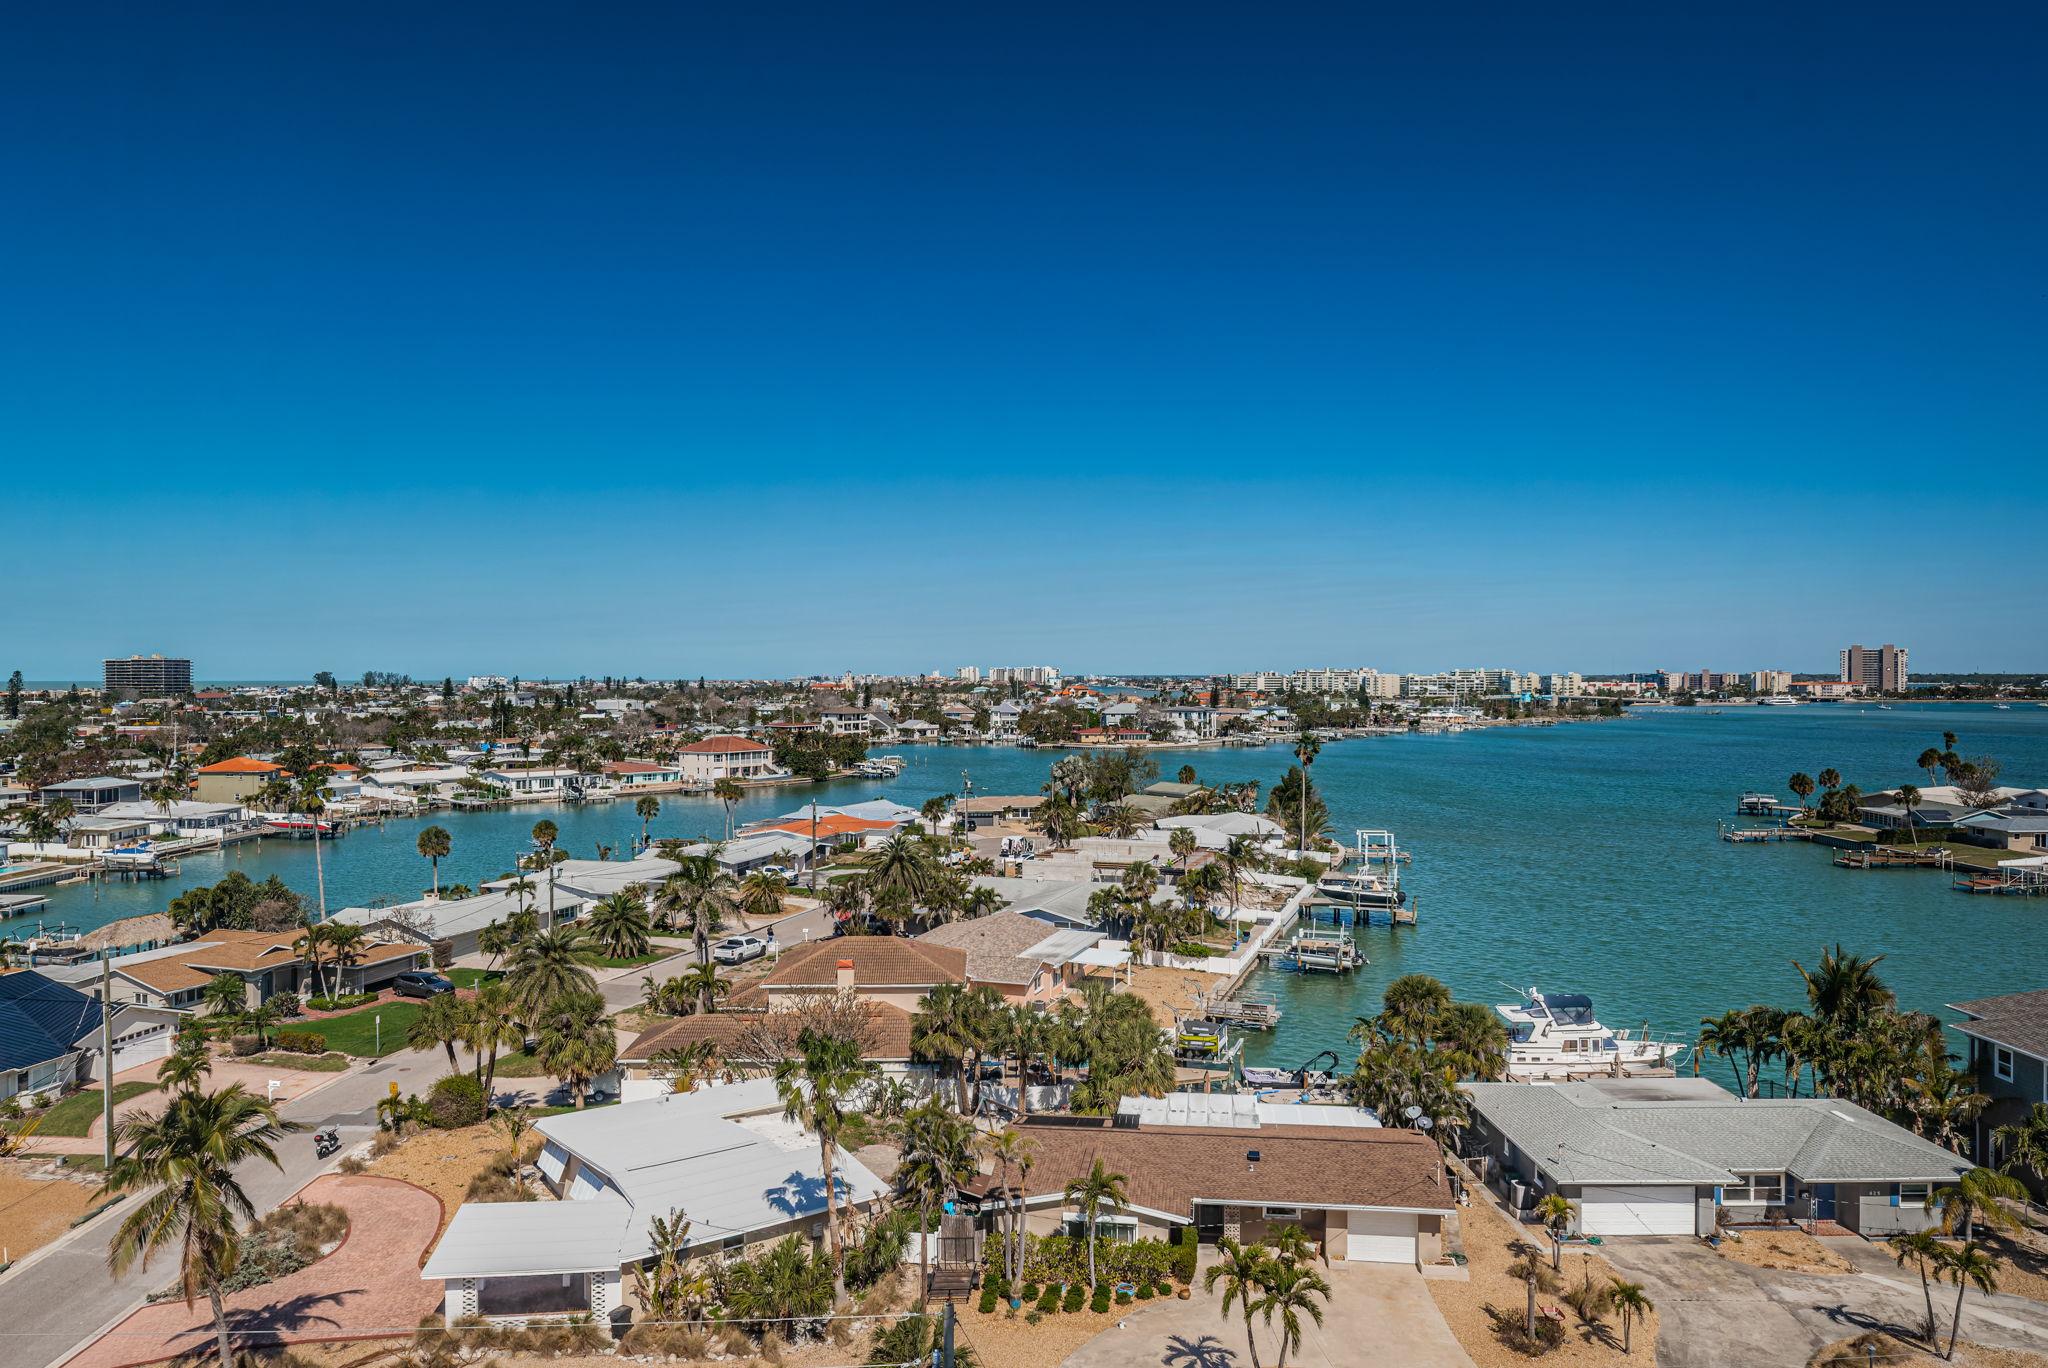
[1610,1280,1653,1355]
[711,776,745,840]
[1204,1237,1273,1368]
[467,983,527,1108]
[416,825,452,897]
[773,1028,880,1272]
[586,889,653,960]
[1926,1167,2027,1240]
[1817,767,1842,793]
[1936,1242,2003,1360]
[200,972,246,1021]
[1787,772,1816,811]
[1993,1102,2048,1186]
[1253,1258,1330,1368]
[1290,730,1322,852]
[655,856,737,997]
[1060,1157,1130,1286]
[406,991,470,1071]
[1535,1193,1576,1270]
[1792,944,1896,1028]
[1917,748,1943,786]
[739,869,790,922]
[1889,1230,1944,1343]
[504,926,600,1022]
[635,794,661,848]
[531,988,616,1107]
[1896,783,1924,845]
[896,1099,978,1304]
[98,1084,295,1368]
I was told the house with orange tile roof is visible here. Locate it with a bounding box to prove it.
[674,734,775,783]
[193,756,285,803]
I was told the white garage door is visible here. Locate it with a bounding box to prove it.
[1578,1186,1694,1236]
[1343,1210,1419,1263]
[108,1025,172,1075]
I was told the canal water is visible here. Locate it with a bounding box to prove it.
[21,702,2046,1069]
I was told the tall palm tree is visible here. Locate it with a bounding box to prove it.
[896,1099,978,1305]
[1377,974,1453,1047]
[1787,772,1816,812]
[1889,1230,1944,1343]
[323,923,365,997]
[978,1129,1035,1285]
[1290,730,1322,853]
[656,856,736,994]
[504,926,600,1022]
[1937,1242,2003,1360]
[861,834,940,907]
[1061,1157,1130,1286]
[407,991,471,1071]
[1896,783,1924,845]
[98,1084,296,1368]
[296,771,332,919]
[676,962,730,1013]
[1817,767,1843,793]
[711,777,745,840]
[1534,1193,1576,1270]
[1993,1102,2048,1186]
[1926,1167,2027,1240]
[416,825,452,897]
[1917,748,1943,786]
[912,983,986,1111]
[586,890,653,960]
[532,989,616,1108]
[1218,835,1262,914]
[635,794,661,850]
[1792,944,1895,1027]
[467,983,527,1109]
[1254,1258,1330,1368]
[531,820,560,929]
[1205,1237,1273,1368]
[772,1029,880,1272]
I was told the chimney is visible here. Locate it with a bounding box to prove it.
[836,959,855,992]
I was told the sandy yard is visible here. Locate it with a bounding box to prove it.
[1114,966,1216,1020]
[1714,1228,1854,1275]
[1810,1332,2048,1367]
[364,1123,525,1237]
[1429,1198,1660,1367]
[0,1159,99,1263]
[955,1296,1141,1368]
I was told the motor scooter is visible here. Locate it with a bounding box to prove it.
[313,1126,341,1159]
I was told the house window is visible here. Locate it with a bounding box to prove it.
[1720,1173,1784,1205]
[1897,1183,1931,1205]
[1062,1216,1137,1244]
[1262,1206,1302,1220]
[1993,1047,2015,1082]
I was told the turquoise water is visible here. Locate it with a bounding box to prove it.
[22,704,2046,1067]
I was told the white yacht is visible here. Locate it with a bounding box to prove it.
[1756,695,1799,706]
[1494,988,1687,1080]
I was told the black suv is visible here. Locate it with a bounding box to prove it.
[390,971,455,999]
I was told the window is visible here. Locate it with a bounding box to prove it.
[1720,1173,1784,1205]
[1897,1183,1931,1205]
[1994,1047,2015,1082]
[1262,1206,1301,1220]
[1062,1216,1137,1244]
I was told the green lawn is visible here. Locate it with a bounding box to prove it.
[35,1081,158,1137]
[586,950,671,968]
[314,1002,423,1057]
[487,1049,547,1078]
[447,968,504,990]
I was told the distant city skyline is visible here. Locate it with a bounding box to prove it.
[10,3,2045,675]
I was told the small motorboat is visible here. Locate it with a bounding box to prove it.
[1314,870,1406,907]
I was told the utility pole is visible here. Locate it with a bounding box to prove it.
[99,955,116,1172]
[940,1300,955,1368]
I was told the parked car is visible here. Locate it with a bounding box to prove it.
[712,934,773,965]
[390,971,455,998]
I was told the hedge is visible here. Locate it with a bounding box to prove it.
[274,1030,328,1055]
[1035,1284,1060,1313]
[986,1233,1178,1288]
[1090,1287,1111,1314]
[307,993,376,1011]
[427,1073,486,1129]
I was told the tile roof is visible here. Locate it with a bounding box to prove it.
[762,938,966,989]
[679,735,771,754]
[1948,988,2048,1061]
[1005,1119,1450,1216]
[916,912,1075,986]
[743,814,899,840]
[621,1003,916,1063]
[196,757,284,774]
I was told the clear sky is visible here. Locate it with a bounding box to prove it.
[8,1,2045,681]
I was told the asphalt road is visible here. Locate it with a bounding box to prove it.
[0,1049,459,1368]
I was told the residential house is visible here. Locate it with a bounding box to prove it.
[37,776,145,814]
[600,761,687,791]
[817,708,871,737]
[1857,784,2026,830]
[420,1080,888,1327]
[618,1003,931,1088]
[1460,1076,1969,1237]
[98,800,249,837]
[1956,811,2048,852]
[481,767,588,798]
[748,938,967,1013]
[94,929,431,1011]
[1948,987,2048,1189]
[674,735,775,784]
[0,969,181,1099]
[992,1111,1452,1265]
[739,813,902,852]
[65,816,156,850]
[954,795,1044,831]
[671,833,813,876]
[914,911,1107,1004]
[333,886,595,960]
[193,757,285,804]
[968,876,1107,930]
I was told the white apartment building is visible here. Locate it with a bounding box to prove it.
[675,735,775,783]
[1544,672,1586,697]
[987,666,1059,684]
[1752,670,1793,694]
[956,666,982,682]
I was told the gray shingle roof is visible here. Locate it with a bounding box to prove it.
[1948,988,2048,1062]
[1463,1079,1971,1187]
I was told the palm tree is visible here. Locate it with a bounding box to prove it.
[1290,730,1322,853]
[1896,783,1924,845]
[1792,944,1895,1027]
[532,989,616,1108]
[1917,748,1943,786]
[504,927,600,1022]
[739,869,790,923]
[467,983,526,1109]
[1378,974,1453,1046]
[1534,1193,1576,1270]
[1253,1258,1330,1368]
[712,777,745,840]
[201,972,247,1021]
[656,856,736,992]
[324,923,365,997]
[296,771,332,919]
[861,834,940,908]
[1926,1167,2027,1240]
[1217,835,1262,914]
[586,890,653,960]
[635,794,661,849]
[416,825,452,897]
[407,991,470,1071]
[98,1084,295,1368]
[1204,1238,1273,1368]
[1817,767,1842,793]
[1936,1242,2003,1360]
[530,820,560,928]
[676,962,730,1013]
[896,1099,978,1305]
[978,1129,1035,1285]
[1787,772,1816,812]
[912,982,988,1111]
[1609,1280,1653,1355]
[772,1029,880,1272]
[293,919,332,1000]
[155,1038,214,1095]
[1992,1102,2048,1185]
[1061,1157,1130,1286]
[1889,1230,1944,1343]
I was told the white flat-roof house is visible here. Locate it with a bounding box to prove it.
[421,1080,888,1328]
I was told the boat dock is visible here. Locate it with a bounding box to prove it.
[1718,822,1812,843]
[1197,989,1282,1031]
[1954,868,2048,897]
[1832,847,1951,870]
[1298,895,1416,926]
[0,862,79,894]
[0,892,52,920]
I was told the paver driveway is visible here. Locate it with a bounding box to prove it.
[1060,1264,1473,1368]
[60,1175,442,1368]
[1601,1235,2048,1368]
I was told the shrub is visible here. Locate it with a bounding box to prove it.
[1021,1281,1040,1303]
[1486,1304,1564,1356]
[229,1033,263,1057]
[978,1286,1000,1314]
[1561,1270,1612,1323]
[307,993,376,1011]
[1116,1291,1133,1306]
[1036,1284,1060,1313]
[274,1030,328,1055]
[1136,1283,1154,1300]
[1090,1287,1111,1314]
[464,1151,528,1203]
[1062,1285,1084,1314]
[1171,1225,1199,1284]
[264,991,303,1017]
[427,1073,485,1129]
[1168,941,1216,958]
[338,1154,368,1175]
[1024,1310,1044,1326]
[430,938,455,968]
[256,1200,349,1251]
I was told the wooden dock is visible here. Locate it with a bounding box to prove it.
[1833,847,1950,870]
[1721,827,1809,843]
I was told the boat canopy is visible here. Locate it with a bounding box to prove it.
[1539,992,1596,1025]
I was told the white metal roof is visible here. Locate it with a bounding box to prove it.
[1019,928,1107,966]
[421,1199,631,1279]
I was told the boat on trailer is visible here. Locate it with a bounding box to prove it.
[1495,986,1688,1079]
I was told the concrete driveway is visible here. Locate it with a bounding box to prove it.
[1060,1264,1473,1368]
[1601,1236,2048,1368]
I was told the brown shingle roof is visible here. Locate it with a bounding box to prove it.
[116,958,217,994]
[915,913,1060,986]
[621,1003,916,1064]
[1949,988,2048,1061]
[1001,1121,1450,1217]
[762,938,967,990]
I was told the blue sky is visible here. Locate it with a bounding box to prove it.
[8,1,2045,681]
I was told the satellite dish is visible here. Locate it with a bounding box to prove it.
[1417,1116,1434,1130]
[1402,1105,1422,1120]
